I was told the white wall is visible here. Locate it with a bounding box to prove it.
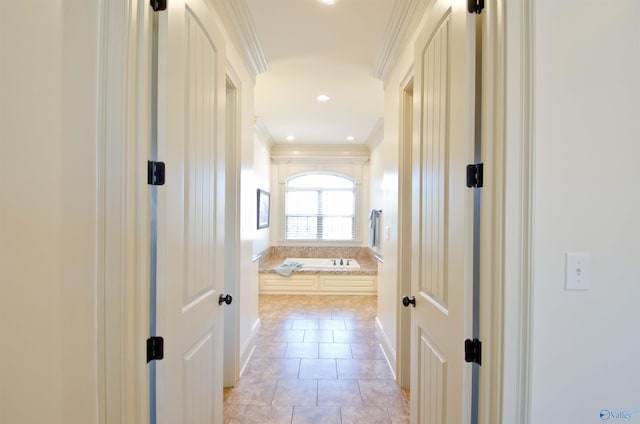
[0,2,100,423]
[529,1,640,422]
[215,18,263,375]
[253,136,271,255]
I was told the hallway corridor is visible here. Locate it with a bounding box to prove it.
[223,295,410,423]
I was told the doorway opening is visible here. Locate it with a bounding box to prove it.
[224,76,240,388]
[397,76,413,394]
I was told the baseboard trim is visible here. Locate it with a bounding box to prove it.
[239,318,261,377]
[375,316,397,379]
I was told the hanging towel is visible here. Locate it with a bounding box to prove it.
[273,261,303,277]
[369,209,381,247]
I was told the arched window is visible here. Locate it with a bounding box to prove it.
[284,173,355,240]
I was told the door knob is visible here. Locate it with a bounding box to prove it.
[402,296,416,308]
[218,294,232,305]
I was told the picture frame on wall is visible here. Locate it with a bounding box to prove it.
[257,189,270,229]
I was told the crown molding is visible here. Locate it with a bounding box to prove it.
[254,117,275,150]
[211,0,269,82]
[366,118,384,149]
[371,0,431,83]
[271,143,370,164]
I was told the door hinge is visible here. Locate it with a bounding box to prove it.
[466,163,483,188]
[148,160,165,186]
[147,336,164,363]
[468,0,484,14]
[465,338,482,365]
[150,0,167,11]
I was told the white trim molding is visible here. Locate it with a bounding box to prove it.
[97,1,150,423]
[270,144,370,163]
[254,117,275,150]
[211,0,269,81]
[500,0,534,422]
[375,317,397,379]
[366,118,384,149]
[371,0,431,82]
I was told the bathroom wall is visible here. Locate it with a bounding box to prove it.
[235,109,270,374]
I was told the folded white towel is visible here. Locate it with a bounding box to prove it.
[273,261,303,277]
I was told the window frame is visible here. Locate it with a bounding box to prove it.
[282,172,357,242]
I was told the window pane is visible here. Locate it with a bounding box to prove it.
[285,216,317,239]
[285,191,318,214]
[320,191,353,215]
[321,217,354,240]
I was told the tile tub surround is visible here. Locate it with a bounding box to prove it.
[259,247,378,276]
[223,295,410,423]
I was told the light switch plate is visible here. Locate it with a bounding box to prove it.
[565,252,591,290]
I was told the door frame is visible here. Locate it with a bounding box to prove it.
[396,70,414,392]
[475,0,535,422]
[223,65,242,388]
[98,1,152,423]
[492,0,535,422]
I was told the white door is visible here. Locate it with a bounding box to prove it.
[156,0,226,423]
[409,2,476,423]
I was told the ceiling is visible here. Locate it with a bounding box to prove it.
[244,0,395,146]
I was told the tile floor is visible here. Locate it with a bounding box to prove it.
[223,295,410,424]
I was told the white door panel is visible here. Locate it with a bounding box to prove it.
[156,0,226,423]
[410,2,475,423]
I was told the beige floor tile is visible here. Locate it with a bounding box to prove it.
[260,320,294,332]
[350,343,385,359]
[299,358,337,379]
[317,379,362,406]
[344,319,376,331]
[336,359,378,379]
[285,342,319,358]
[223,404,246,423]
[319,343,352,359]
[292,406,341,424]
[303,329,334,343]
[272,379,318,406]
[226,295,410,422]
[224,378,278,406]
[387,406,410,424]
[341,406,391,424]
[373,360,395,380]
[241,405,293,424]
[358,380,409,408]
[258,329,305,343]
[318,319,347,330]
[252,342,288,358]
[334,330,379,344]
[306,311,335,320]
[253,357,301,379]
[292,319,319,330]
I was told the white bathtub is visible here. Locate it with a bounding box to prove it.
[285,257,361,270]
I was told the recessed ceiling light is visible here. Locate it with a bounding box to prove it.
[286,135,295,141]
[316,94,330,102]
[321,0,336,5]
[347,136,355,141]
